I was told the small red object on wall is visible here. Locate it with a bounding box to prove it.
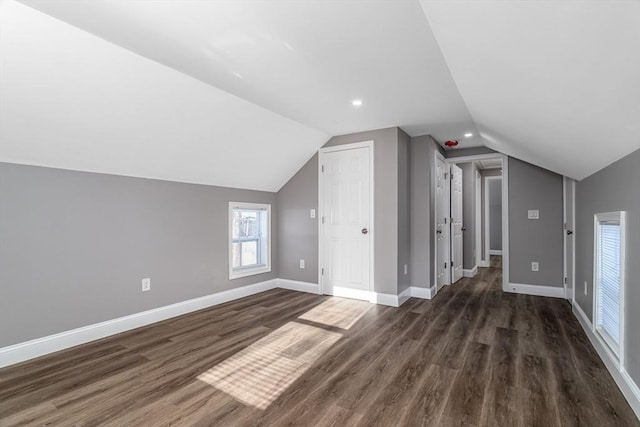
[444,140,459,148]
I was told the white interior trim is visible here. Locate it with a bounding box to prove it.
[489,249,502,256]
[592,210,627,368]
[318,140,375,300]
[463,266,478,278]
[397,287,413,306]
[475,169,482,270]
[563,177,576,302]
[506,282,565,298]
[0,278,279,368]
[370,291,402,307]
[2,276,443,368]
[410,286,435,300]
[573,302,640,420]
[277,279,321,295]
[228,201,272,280]
[433,151,449,293]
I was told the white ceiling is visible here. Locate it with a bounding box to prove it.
[0,0,327,191]
[422,0,640,180]
[1,1,639,188]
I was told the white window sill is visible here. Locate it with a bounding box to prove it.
[229,265,271,280]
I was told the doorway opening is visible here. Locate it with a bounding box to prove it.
[433,153,509,295]
[318,141,374,302]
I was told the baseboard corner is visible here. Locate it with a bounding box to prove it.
[505,282,565,298]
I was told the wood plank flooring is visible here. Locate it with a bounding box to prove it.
[1,265,638,426]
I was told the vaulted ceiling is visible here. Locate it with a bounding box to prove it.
[1,0,639,190]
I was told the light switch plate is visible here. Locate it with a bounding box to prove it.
[531,262,539,272]
[310,209,316,219]
[142,278,151,292]
[528,210,540,219]
[299,259,305,269]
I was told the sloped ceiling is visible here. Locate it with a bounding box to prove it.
[421,0,640,180]
[1,1,639,188]
[0,0,327,191]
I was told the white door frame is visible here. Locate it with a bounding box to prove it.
[318,140,375,300]
[475,170,482,269]
[439,153,510,291]
[450,163,464,284]
[563,176,576,303]
[433,151,450,291]
[484,176,503,261]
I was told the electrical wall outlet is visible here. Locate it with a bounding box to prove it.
[310,209,316,219]
[299,259,305,269]
[584,280,588,295]
[531,262,539,272]
[404,264,408,275]
[142,278,151,292]
[528,210,540,219]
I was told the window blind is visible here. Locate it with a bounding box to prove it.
[597,222,621,348]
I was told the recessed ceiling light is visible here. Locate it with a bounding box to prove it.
[351,99,363,107]
[464,132,473,138]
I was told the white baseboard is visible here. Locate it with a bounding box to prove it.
[0,279,281,368]
[478,260,490,267]
[573,303,640,420]
[463,266,478,278]
[397,287,412,307]
[329,286,372,303]
[277,279,320,294]
[0,278,440,368]
[505,282,565,298]
[410,285,435,300]
[370,291,401,307]
[489,250,502,255]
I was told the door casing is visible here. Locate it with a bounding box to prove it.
[318,141,375,301]
[434,153,510,291]
[563,176,576,302]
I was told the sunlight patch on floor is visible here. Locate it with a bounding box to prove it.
[298,297,371,330]
[198,322,342,410]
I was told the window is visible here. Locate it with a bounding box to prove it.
[593,211,626,362]
[229,202,271,279]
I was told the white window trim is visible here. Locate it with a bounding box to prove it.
[593,211,626,369]
[228,202,271,280]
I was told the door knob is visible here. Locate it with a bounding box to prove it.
[462,227,467,231]
[437,229,442,234]
[567,230,573,235]
[361,228,368,235]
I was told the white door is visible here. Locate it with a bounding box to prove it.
[451,164,464,284]
[563,177,575,301]
[435,155,449,291]
[320,146,371,301]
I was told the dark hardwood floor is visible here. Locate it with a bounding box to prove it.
[1,265,638,426]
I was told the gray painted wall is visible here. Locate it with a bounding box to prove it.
[279,127,402,295]
[574,148,640,384]
[324,127,399,295]
[277,153,318,283]
[508,157,563,287]
[444,146,497,158]
[489,179,503,251]
[409,136,431,288]
[459,163,477,269]
[397,129,411,292]
[0,162,277,347]
[409,135,444,289]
